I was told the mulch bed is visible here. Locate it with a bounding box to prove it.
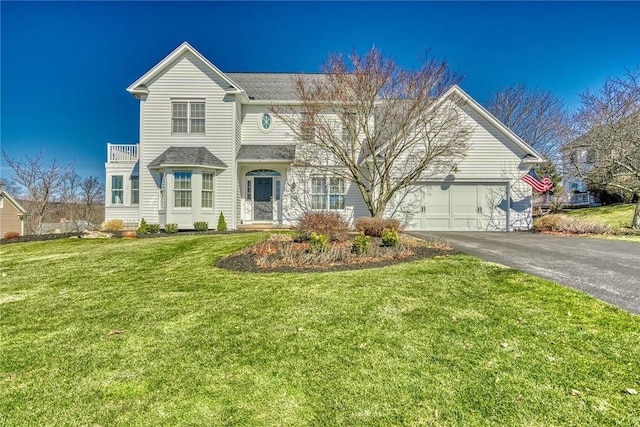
[215,239,454,273]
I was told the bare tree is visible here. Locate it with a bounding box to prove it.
[571,67,640,228]
[79,176,105,228]
[2,150,76,234]
[273,48,471,218]
[485,84,572,160]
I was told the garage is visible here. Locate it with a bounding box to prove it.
[402,182,509,231]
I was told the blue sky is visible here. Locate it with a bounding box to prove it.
[1,1,639,181]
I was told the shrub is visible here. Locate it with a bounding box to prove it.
[381,228,400,247]
[101,219,124,231]
[297,211,348,241]
[194,221,209,232]
[217,212,228,231]
[309,232,328,253]
[355,217,400,237]
[137,218,148,234]
[146,223,161,234]
[3,231,20,240]
[352,232,371,254]
[164,223,179,234]
[534,214,612,234]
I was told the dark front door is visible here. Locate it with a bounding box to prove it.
[254,177,273,221]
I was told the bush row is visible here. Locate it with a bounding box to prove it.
[534,214,612,234]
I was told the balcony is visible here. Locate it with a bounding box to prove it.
[108,143,139,163]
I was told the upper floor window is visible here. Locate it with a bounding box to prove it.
[202,173,214,208]
[261,113,272,131]
[174,171,192,208]
[172,101,205,134]
[342,113,356,145]
[130,176,139,205]
[111,175,123,205]
[301,112,315,143]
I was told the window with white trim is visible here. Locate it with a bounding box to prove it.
[301,112,315,143]
[311,176,345,210]
[174,172,192,208]
[111,175,123,205]
[130,176,139,205]
[311,177,326,210]
[329,177,345,209]
[202,173,214,208]
[172,101,205,134]
[342,113,356,145]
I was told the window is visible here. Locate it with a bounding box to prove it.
[172,101,205,134]
[311,176,345,210]
[130,176,139,205]
[342,113,356,145]
[329,177,345,209]
[202,173,214,208]
[190,102,205,133]
[275,180,281,201]
[246,180,252,200]
[261,113,272,131]
[301,113,315,143]
[111,175,123,205]
[311,177,327,210]
[174,172,192,208]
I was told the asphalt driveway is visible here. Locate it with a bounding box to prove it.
[409,232,640,315]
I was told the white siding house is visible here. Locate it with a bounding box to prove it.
[105,42,544,231]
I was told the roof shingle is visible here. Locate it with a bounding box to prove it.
[236,145,295,162]
[149,146,227,169]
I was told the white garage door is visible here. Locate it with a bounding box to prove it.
[402,183,508,231]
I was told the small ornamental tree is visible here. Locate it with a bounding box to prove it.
[217,212,228,231]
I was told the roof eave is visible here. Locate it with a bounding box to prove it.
[149,163,227,171]
[236,159,294,164]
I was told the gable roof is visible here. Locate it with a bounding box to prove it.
[148,147,227,170]
[236,145,296,162]
[0,190,27,214]
[445,85,545,163]
[127,42,243,97]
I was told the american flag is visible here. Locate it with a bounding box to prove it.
[521,169,554,193]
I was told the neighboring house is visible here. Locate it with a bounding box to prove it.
[105,42,544,231]
[561,143,601,207]
[0,190,27,236]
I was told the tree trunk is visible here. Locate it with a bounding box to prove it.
[633,195,640,230]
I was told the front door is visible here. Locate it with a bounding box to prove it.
[254,177,273,221]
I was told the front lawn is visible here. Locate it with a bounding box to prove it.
[564,203,636,229]
[563,204,640,242]
[1,235,639,425]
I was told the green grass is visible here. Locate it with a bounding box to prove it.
[562,204,640,242]
[564,203,636,229]
[1,235,639,426]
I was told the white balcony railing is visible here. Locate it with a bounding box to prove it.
[108,143,139,163]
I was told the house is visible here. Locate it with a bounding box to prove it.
[105,42,544,231]
[561,143,600,207]
[0,190,27,236]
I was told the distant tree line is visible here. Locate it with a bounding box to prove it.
[2,150,104,234]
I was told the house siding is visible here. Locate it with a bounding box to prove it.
[137,52,235,228]
[0,200,24,236]
[107,43,541,232]
[241,105,295,145]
